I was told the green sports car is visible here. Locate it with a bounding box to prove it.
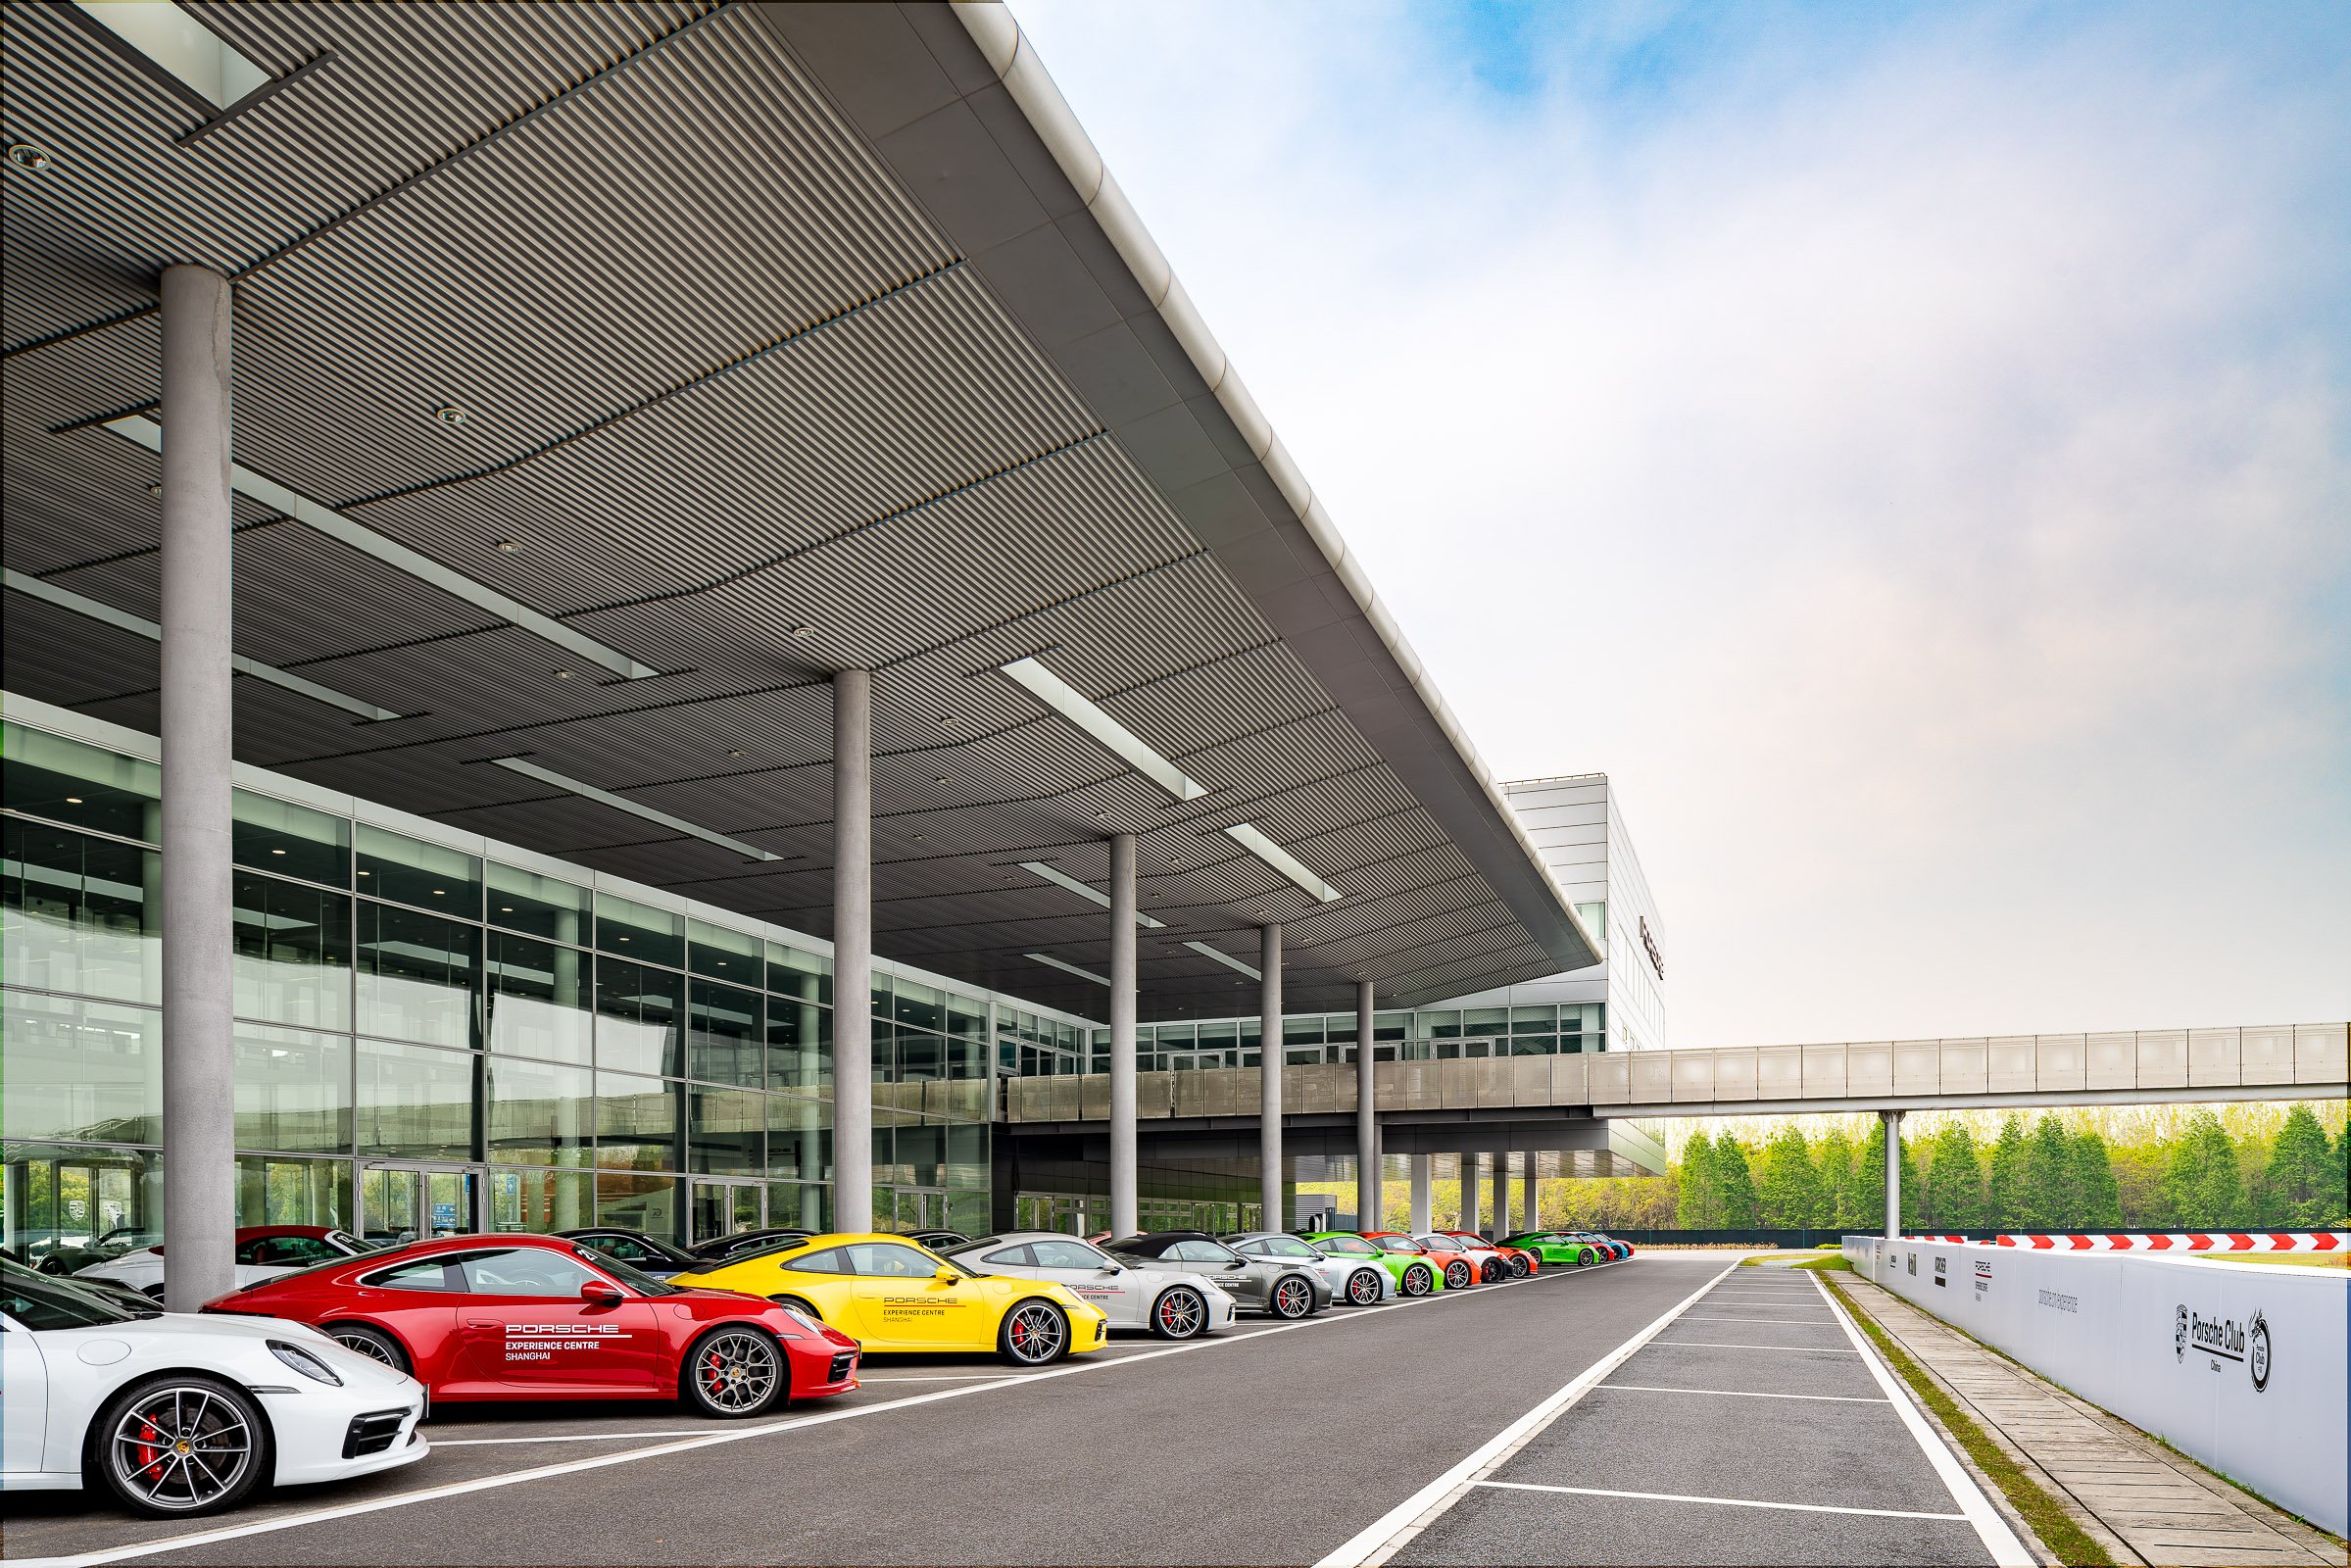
[1301,1231,1444,1297]
[1500,1231,1606,1268]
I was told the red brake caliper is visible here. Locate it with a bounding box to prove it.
[136,1416,162,1481]
[704,1348,723,1393]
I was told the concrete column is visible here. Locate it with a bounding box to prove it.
[1107,833,1139,1240]
[1491,1150,1510,1241]
[831,669,873,1234]
[159,265,236,1314]
[1258,924,1282,1230]
[1458,1152,1480,1234]
[1408,1154,1432,1233]
[1882,1108,1903,1241]
[1522,1161,1540,1237]
[1352,980,1377,1231]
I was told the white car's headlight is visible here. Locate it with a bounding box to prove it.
[269,1340,344,1386]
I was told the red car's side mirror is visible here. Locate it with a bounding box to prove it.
[580,1279,624,1304]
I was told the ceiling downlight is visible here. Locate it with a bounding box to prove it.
[999,656,1206,804]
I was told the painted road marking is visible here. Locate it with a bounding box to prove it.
[1313,1259,1744,1568]
[1674,1314,1839,1325]
[1594,1383,1889,1403]
[1812,1270,2033,1566]
[1470,1479,1966,1521]
[23,1255,1625,1566]
[1645,1340,1863,1352]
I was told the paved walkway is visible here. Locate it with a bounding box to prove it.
[1833,1270,2342,1568]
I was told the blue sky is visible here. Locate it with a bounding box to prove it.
[1011,1,2351,1047]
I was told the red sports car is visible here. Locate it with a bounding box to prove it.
[1441,1231,1539,1279]
[204,1233,857,1418]
[1363,1231,1478,1292]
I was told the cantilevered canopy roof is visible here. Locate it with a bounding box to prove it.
[1,1,1599,1017]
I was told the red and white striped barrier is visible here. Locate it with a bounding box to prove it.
[1906,1231,2346,1251]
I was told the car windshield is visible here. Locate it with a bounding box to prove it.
[1315,1236,1376,1255]
[578,1248,684,1296]
[1,1257,157,1327]
[1374,1238,1424,1253]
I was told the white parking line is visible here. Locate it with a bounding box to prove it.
[1644,1340,1862,1353]
[1594,1384,1889,1403]
[1812,1271,2033,1567]
[1313,1259,1744,1568]
[1471,1479,1965,1521]
[1674,1315,1839,1325]
[24,1253,1622,1567]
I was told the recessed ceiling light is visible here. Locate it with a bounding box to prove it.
[554,668,573,679]
[431,889,444,896]
[1000,656,1206,804]
[936,778,950,787]
[7,142,54,173]
[618,935,630,942]
[789,624,815,638]
[358,870,369,876]
[147,484,163,497]
[270,848,285,855]
[1222,822,1340,903]
[728,750,745,758]
[494,539,520,553]
[911,834,925,842]
[65,796,83,805]
[500,906,514,912]
[433,405,470,428]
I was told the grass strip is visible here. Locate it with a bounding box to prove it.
[1823,1275,2114,1567]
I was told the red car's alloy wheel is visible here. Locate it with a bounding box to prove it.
[690,1330,779,1413]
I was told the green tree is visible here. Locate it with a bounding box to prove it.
[1675,1136,1720,1228]
[1816,1125,1859,1228]
[2019,1115,2076,1230]
[2338,1124,2350,1227]
[1756,1124,1824,1228]
[1921,1123,1984,1229]
[2071,1129,2124,1229]
[1714,1129,1760,1228]
[2164,1110,2244,1230]
[2259,1105,2336,1228]
[1984,1115,2030,1229]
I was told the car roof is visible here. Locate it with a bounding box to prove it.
[236,1224,337,1241]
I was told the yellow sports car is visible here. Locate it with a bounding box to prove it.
[673,1233,1108,1366]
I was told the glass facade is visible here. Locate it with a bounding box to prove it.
[1078,1002,1606,1074]
[0,719,1025,1263]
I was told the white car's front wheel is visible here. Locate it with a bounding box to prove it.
[1150,1286,1208,1340]
[94,1374,268,1518]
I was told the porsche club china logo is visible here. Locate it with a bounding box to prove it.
[2175,1302,2271,1392]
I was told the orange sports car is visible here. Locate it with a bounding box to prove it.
[1441,1231,1538,1280]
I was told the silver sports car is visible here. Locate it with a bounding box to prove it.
[1221,1231,1396,1306]
[945,1232,1239,1340]
[1105,1231,1333,1319]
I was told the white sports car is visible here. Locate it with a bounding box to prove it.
[75,1225,375,1300]
[1,1260,428,1516]
[944,1232,1239,1339]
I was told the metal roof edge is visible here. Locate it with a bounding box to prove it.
[947,1,1599,974]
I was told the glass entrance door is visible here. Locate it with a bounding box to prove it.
[689,1179,763,1247]
[362,1163,481,1245]
[894,1189,945,1234]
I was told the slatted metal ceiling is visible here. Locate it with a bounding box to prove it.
[2,1,1590,1018]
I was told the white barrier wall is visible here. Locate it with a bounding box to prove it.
[1843,1235,2347,1536]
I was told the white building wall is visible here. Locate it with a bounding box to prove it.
[1441,774,1666,1053]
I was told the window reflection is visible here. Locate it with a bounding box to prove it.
[233,871,351,1029]
[687,980,761,1088]
[595,1071,680,1171]
[486,931,592,1063]
[358,900,479,1049]
[3,819,161,1004]
[357,825,480,918]
[357,1040,475,1160]
[689,1086,762,1175]
[487,861,590,946]
[2,992,161,1145]
[595,958,681,1076]
[484,1055,592,1167]
[232,791,349,887]
[233,1024,350,1152]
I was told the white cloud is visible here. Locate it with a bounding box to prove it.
[1014,1,2351,1043]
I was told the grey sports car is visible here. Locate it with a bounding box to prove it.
[1222,1231,1396,1306]
[945,1232,1239,1340]
[1106,1231,1332,1319]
